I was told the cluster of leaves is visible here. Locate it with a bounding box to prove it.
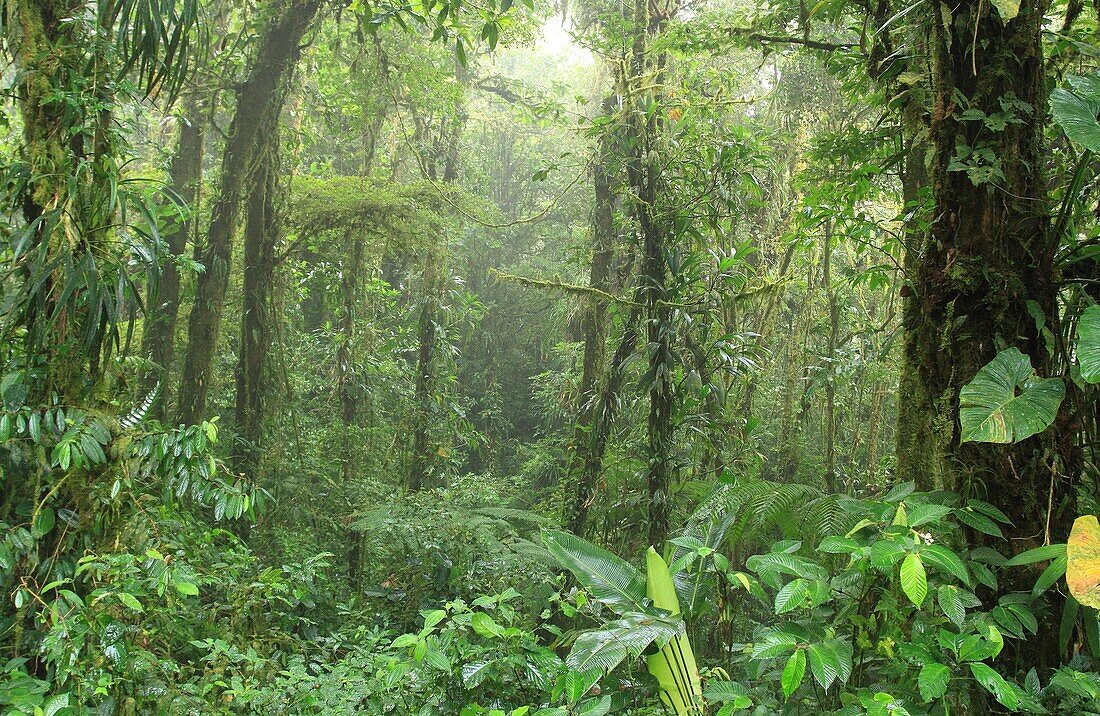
[544,482,1099,715]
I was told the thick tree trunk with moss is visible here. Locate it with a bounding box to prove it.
[897,0,1071,540]
[178,0,322,424]
[143,103,204,419]
[8,0,99,400]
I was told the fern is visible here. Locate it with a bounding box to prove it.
[120,383,159,430]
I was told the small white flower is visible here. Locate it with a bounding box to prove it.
[918,531,935,545]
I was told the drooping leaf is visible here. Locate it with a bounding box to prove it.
[918,662,950,701]
[988,0,1020,21]
[969,663,1019,710]
[1067,515,1100,608]
[959,348,1064,444]
[1052,79,1100,152]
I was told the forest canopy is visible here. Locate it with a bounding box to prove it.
[1,0,1100,713]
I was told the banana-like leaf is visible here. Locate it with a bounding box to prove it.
[543,529,647,614]
[566,611,682,674]
[645,548,703,715]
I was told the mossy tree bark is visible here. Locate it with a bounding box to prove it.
[564,94,618,536]
[897,0,1075,548]
[178,0,323,424]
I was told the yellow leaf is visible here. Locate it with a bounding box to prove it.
[1067,515,1100,609]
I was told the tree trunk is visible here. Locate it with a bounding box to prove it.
[898,0,1068,542]
[143,102,204,419]
[233,146,279,479]
[408,251,440,492]
[822,220,839,493]
[177,0,322,424]
[339,232,366,587]
[564,95,617,534]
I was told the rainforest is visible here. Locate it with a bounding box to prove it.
[2,0,1100,713]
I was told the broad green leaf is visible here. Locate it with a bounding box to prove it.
[31,508,55,538]
[116,592,143,612]
[989,0,1019,21]
[807,641,844,690]
[959,347,1064,444]
[969,663,1019,710]
[900,553,928,607]
[1078,305,1100,383]
[938,585,966,627]
[955,508,1005,539]
[174,581,199,597]
[1033,553,1068,598]
[919,662,951,701]
[704,681,752,707]
[471,612,506,639]
[1067,515,1100,608]
[920,544,970,585]
[1004,543,1066,566]
[1053,82,1100,152]
[781,649,806,699]
[542,530,646,614]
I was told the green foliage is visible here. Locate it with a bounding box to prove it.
[959,347,1065,443]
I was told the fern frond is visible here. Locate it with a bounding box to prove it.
[121,383,159,429]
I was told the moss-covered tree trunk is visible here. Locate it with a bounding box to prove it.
[233,146,280,479]
[178,0,323,424]
[897,0,1071,541]
[564,94,617,536]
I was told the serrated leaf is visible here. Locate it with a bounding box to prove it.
[959,348,1064,444]
[901,553,928,607]
[781,649,806,699]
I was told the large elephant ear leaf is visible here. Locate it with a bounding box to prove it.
[1077,305,1100,384]
[1052,74,1100,152]
[959,348,1064,444]
[1068,515,1100,609]
[542,529,647,614]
